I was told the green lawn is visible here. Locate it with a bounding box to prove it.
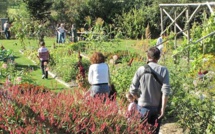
[0,37,151,91]
[0,38,69,91]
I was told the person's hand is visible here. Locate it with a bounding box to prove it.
[131,94,139,99]
[158,109,165,119]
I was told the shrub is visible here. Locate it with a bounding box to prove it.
[0,84,158,133]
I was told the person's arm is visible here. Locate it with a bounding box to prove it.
[88,65,93,84]
[159,68,171,119]
[47,50,50,60]
[107,64,111,85]
[156,37,162,46]
[129,67,143,98]
[158,94,168,119]
[63,27,68,33]
[37,49,41,59]
[57,27,60,33]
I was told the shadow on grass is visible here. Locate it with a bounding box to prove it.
[15,64,40,71]
[50,87,68,92]
[15,64,70,91]
[42,79,71,91]
[13,56,20,59]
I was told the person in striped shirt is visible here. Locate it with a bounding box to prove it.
[38,41,50,79]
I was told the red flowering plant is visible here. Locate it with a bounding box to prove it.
[0,87,53,133]
[76,61,88,88]
[0,83,158,133]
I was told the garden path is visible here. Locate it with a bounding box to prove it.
[1,40,68,91]
[160,123,184,134]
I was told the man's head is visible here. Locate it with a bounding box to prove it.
[147,47,160,61]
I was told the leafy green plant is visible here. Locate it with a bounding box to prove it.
[114,6,146,39]
[110,62,143,97]
[164,57,215,133]
[49,48,90,82]
[69,41,88,52]
[0,48,14,62]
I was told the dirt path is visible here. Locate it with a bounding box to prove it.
[160,123,184,134]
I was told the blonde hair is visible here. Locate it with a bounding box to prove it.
[126,92,134,100]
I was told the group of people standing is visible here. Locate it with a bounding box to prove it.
[56,23,77,44]
[87,47,170,134]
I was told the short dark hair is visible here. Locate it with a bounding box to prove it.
[147,47,160,60]
[40,41,45,46]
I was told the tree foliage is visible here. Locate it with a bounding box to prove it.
[0,0,9,17]
[22,0,52,22]
[5,0,214,39]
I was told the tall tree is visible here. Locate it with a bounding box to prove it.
[0,0,9,17]
[22,0,53,42]
[23,0,52,22]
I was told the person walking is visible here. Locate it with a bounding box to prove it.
[38,41,50,79]
[129,47,171,134]
[3,21,10,39]
[88,52,110,97]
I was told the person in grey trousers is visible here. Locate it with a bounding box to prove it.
[129,47,171,134]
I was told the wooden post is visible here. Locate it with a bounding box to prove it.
[174,11,177,50]
[163,9,188,37]
[186,6,191,65]
[160,7,164,33]
[174,11,177,64]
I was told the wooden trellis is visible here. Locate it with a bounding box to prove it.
[159,2,215,63]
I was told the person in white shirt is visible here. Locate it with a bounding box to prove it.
[3,21,10,39]
[38,41,50,79]
[88,52,110,97]
[156,33,164,54]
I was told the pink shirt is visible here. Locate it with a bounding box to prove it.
[126,102,137,119]
[38,47,49,60]
[128,102,137,112]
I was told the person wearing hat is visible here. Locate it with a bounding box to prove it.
[129,47,170,134]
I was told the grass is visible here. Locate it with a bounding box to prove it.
[0,38,69,91]
[0,37,155,91]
